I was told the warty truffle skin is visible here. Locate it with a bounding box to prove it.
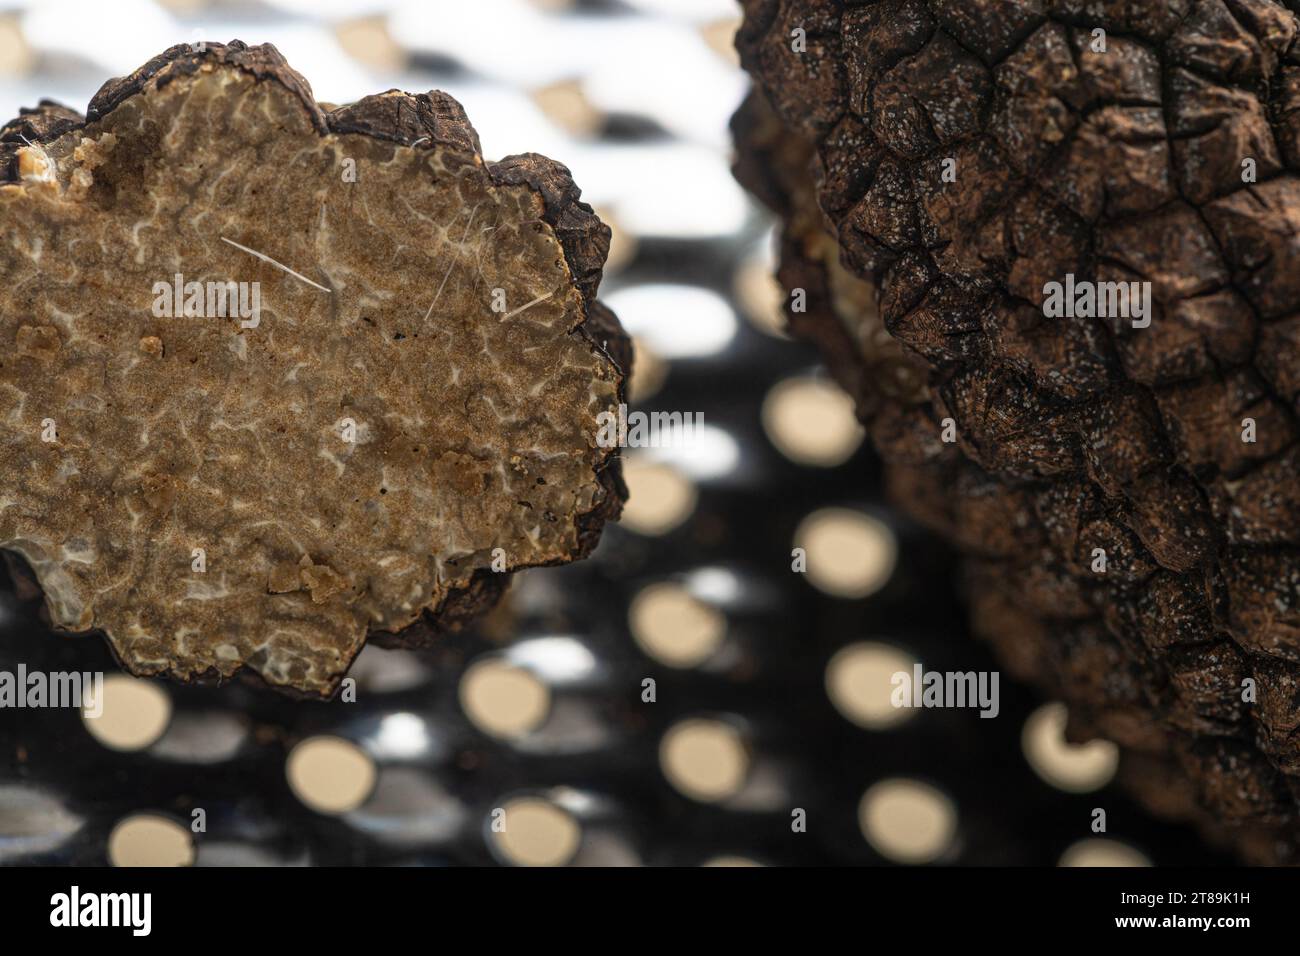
[0,41,629,696]
[734,0,1300,862]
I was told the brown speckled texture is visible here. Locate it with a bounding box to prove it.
[0,42,627,696]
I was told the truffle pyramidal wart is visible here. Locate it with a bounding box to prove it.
[0,41,628,696]
[733,1,1300,862]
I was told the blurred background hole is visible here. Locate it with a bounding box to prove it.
[108,813,194,867]
[763,375,865,467]
[1022,702,1119,793]
[620,458,696,535]
[825,641,917,730]
[286,735,377,815]
[332,14,407,72]
[628,336,668,403]
[460,659,551,739]
[0,13,33,77]
[734,243,790,339]
[660,718,749,803]
[858,779,957,864]
[491,797,581,867]
[597,206,639,277]
[699,17,741,66]
[532,77,603,137]
[794,508,897,599]
[82,675,172,752]
[629,581,726,668]
[1058,838,1151,867]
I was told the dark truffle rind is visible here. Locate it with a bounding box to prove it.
[734,2,1300,862]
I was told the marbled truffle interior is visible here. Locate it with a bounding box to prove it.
[0,52,622,694]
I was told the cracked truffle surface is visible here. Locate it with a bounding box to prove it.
[734,0,1300,861]
[0,43,626,695]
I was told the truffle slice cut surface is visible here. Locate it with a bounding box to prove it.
[0,43,626,695]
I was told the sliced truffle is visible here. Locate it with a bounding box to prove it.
[0,42,627,696]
